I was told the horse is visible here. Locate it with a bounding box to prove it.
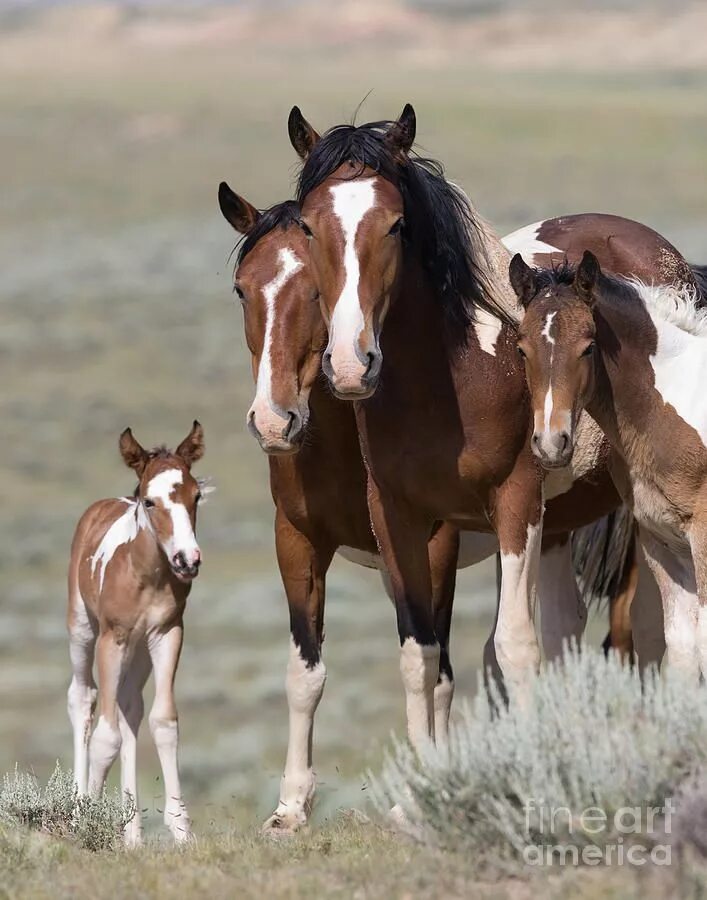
[66,422,205,846]
[288,103,695,746]
[511,250,707,680]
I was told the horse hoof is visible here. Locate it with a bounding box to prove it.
[261,813,306,839]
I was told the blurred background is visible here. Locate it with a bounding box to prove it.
[1,0,706,833]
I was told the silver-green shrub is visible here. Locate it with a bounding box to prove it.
[0,763,135,851]
[371,646,707,866]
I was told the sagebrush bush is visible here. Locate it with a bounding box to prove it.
[371,646,707,866]
[0,763,135,851]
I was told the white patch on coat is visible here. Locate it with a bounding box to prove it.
[146,469,200,562]
[641,285,707,446]
[541,311,557,345]
[250,247,303,418]
[91,500,150,591]
[399,638,440,748]
[473,307,503,356]
[502,222,562,263]
[327,179,376,359]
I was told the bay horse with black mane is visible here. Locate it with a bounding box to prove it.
[511,251,707,679]
[288,103,698,745]
[67,422,205,846]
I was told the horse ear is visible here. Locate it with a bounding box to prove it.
[575,250,601,306]
[508,253,538,309]
[176,420,205,468]
[288,106,320,160]
[119,428,149,476]
[385,103,416,160]
[218,182,260,234]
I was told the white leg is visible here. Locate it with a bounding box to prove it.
[631,546,665,670]
[537,535,586,661]
[494,521,543,697]
[640,530,698,680]
[118,641,150,848]
[399,637,440,748]
[67,594,97,795]
[264,638,326,835]
[88,631,127,795]
[148,624,192,843]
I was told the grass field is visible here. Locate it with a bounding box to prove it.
[1,3,707,895]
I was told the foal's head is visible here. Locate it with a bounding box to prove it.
[512,251,601,468]
[290,104,494,398]
[218,183,323,454]
[119,421,205,581]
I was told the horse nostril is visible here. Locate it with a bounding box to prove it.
[559,432,570,453]
[531,433,540,447]
[283,411,301,441]
[173,551,187,570]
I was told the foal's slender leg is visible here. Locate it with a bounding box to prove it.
[428,523,459,746]
[67,592,97,795]
[262,509,332,835]
[368,481,438,751]
[147,622,191,843]
[604,532,637,663]
[118,640,151,847]
[640,529,698,680]
[88,629,129,795]
[537,532,586,661]
[492,463,544,696]
[630,546,665,670]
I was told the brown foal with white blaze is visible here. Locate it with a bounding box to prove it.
[67,422,205,846]
[512,251,707,679]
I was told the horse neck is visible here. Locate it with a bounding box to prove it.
[465,200,524,325]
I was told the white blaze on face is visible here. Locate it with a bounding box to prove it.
[327,178,376,368]
[502,222,562,263]
[91,499,150,592]
[147,468,200,564]
[249,247,303,421]
[541,311,557,432]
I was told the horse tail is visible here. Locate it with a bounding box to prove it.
[691,264,707,306]
[571,506,636,612]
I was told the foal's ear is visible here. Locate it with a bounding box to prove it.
[288,106,320,160]
[385,103,416,161]
[575,250,601,306]
[176,420,205,468]
[218,182,260,234]
[119,428,149,476]
[508,253,538,308]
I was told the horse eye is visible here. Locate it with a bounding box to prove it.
[581,342,595,357]
[196,491,202,502]
[388,217,404,237]
[299,220,313,238]
[233,284,245,301]
[517,345,527,359]
[143,498,155,509]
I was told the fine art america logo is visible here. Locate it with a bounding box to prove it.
[522,799,675,866]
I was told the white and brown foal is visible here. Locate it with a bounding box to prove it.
[512,251,707,679]
[67,422,205,845]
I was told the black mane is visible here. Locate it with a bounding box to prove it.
[295,120,511,337]
[529,260,641,309]
[235,200,301,267]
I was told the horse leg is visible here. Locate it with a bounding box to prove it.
[262,509,332,836]
[88,629,128,796]
[428,523,459,746]
[67,592,97,795]
[147,622,191,843]
[368,480,438,751]
[491,462,544,697]
[640,529,698,680]
[604,531,637,662]
[689,521,707,680]
[117,640,151,847]
[537,532,587,661]
[630,545,665,670]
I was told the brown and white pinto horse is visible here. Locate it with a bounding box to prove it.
[289,104,696,743]
[67,423,205,846]
[512,252,707,679]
